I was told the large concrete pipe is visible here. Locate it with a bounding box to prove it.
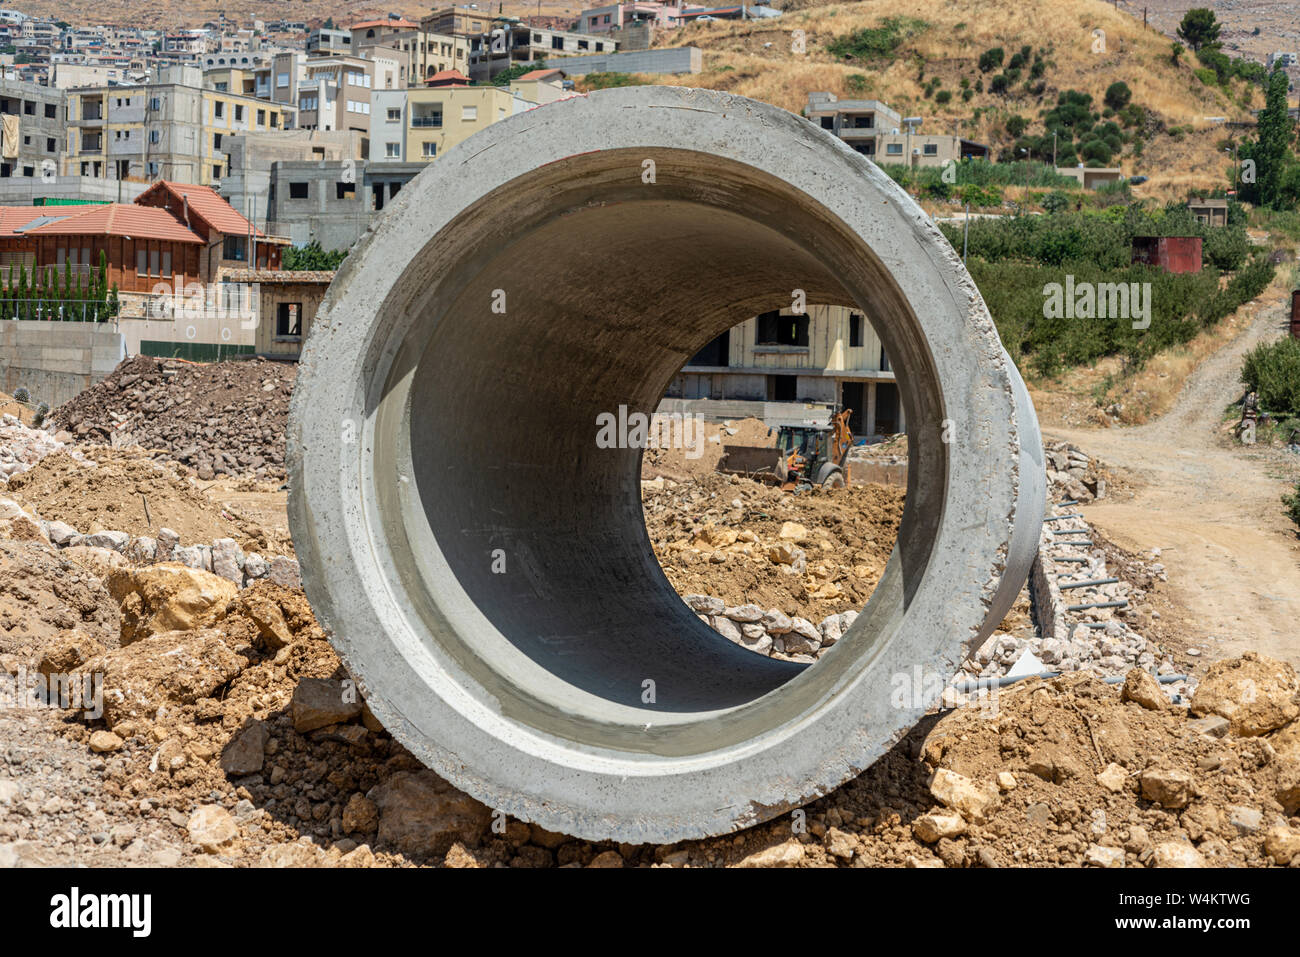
[287,86,1044,844]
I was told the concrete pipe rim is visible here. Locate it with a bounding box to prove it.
[288,86,1040,844]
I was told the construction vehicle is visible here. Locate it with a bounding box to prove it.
[719,408,854,489]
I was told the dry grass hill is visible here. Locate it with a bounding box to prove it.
[629,0,1268,198]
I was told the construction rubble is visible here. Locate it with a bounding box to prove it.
[0,362,1298,868]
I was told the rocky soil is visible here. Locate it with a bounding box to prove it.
[1,356,1297,868]
[53,355,294,481]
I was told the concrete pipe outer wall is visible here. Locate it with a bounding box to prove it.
[287,86,1045,844]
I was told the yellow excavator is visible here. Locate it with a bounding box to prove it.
[720,408,854,489]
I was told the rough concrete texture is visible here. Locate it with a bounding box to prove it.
[287,86,1044,843]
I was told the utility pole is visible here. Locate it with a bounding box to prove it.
[962,200,970,264]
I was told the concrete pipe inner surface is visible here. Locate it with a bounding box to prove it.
[288,86,1044,844]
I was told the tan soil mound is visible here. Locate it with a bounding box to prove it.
[4,450,281,553]
[0,540,120,665]
[644,472,904,622]
[642,416,775,482]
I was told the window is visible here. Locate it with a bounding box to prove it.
[223,236,247,261]
[769,375,797,401]
[386,107,400,121]
[288,181,309,199]
[299,95,318,111]
[214,100,224,118]
[880,346,891,372]
[46,137,54,152]
[214,133,223,148]
[461,105,477,121]
[276,301,302,338]
[336,181,354,199]
[277,72,290,87]
[20,165,31,177]
[923,143,938,156]
[149,130,160,144]
[422,142,437,158]
[578,40,589,50]
[820,116,834,130]
[385,142,400,158]
[849,313,863,348]
[22,100,33,115]
[213,164,222,179]
[234,104,244,122]
[755,310,809,347]
[136,247,146,276]
[161,250,172,278]
[551,36,563,50]
[885,143,903,155]
[257,109,266,126]
[149,97,161,111]
[44,103,56,118]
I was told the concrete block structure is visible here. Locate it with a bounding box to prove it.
[806,92,989,166]
[664,304,904,437]
[0,318,125,406]
[0,78,65,181]
[64,67,293,187]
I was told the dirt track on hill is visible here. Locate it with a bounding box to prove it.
[1046,299,1300,669]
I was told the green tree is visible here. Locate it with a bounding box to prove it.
[1244,67,1297,209]
[283,241,347,270]
[1176,8,1221,51]
[1104,81,1132,111]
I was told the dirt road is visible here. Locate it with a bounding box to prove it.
[1046,300,1300,667]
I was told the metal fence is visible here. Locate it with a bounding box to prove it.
[1,298,118,323]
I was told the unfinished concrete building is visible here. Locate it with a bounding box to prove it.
[664,305,904,437]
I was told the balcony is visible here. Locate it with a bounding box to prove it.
[411,112,443,128]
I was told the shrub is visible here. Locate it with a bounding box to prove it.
[828,17,928,62]
[1284,481,1300,530]
[978,47,1004,72]
[1104,81,1132,110]
[1242,336,1300,415]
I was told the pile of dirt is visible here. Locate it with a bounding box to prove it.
[0,540,119,666]
[0,391,38,426]
[53,355,294,480]
[642,471,903,624]
[677,654,1300,868]
[642,416,775,482]
[4,448,287,555]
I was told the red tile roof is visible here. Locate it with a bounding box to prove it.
[425,69,469,86]
[516,68,565,81]
[26,204,202,243]
[136,181,262,237]
[0,205,46,237]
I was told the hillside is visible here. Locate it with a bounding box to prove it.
[633,0,1268,198]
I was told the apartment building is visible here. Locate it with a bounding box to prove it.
[370,77,527,163]
[307,28,352,57]
[296,54,399,138]
[666,305,903,438]
[64,67,292,187]
[425,6,495,37]
[467,21,617,81]
[0,78,65,180]
[805,92,990,166]
[577,2,699,33]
